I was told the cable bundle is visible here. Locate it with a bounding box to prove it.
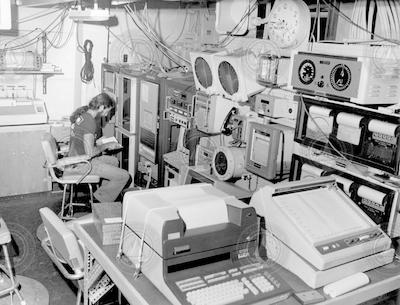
[323,0,400,44]
[79,39,94,84]
[124,3,190,71]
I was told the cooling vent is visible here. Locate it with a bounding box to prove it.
[218,61,239,96]
[213,52,265,102]
[194,57,213,90]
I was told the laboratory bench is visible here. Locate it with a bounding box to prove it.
[74,220,400,305]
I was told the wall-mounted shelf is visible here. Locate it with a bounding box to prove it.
[0,70,63,94]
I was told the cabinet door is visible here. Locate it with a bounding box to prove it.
[0,125,51,197]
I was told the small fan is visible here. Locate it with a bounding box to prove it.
[190,50,225,94]
[213,51,265,102]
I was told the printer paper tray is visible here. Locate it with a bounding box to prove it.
[266,233,394,288]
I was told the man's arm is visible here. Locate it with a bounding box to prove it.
[83,133,101,157]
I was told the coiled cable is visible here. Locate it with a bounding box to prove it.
[79,39,94,83]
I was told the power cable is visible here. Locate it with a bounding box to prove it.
[79,39,94,84]
[322,0,400,44]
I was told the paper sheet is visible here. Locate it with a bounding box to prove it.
[276,188,370,243]
[177,198,228,230]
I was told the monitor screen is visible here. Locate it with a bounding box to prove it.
[246,122,282,180]
[103,70,115,93]
[250,129,270,167]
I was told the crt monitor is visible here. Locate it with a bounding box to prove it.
[245,122,293,180]
[101,65,116,96]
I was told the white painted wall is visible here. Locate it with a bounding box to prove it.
[0,7,80,120]
[1,5,212,121]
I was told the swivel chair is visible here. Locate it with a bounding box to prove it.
[39,207,84,305]
[41,133,100,220]
[0,218,49,305]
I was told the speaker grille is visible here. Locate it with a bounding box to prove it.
[218,61,239,95]
[194,57,213,89]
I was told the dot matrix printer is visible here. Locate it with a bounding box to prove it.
[119,184,292,305]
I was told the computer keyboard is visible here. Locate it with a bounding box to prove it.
[174,262,292,305]
[186,279,245,305]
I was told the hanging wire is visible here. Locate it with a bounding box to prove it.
[126,4,191,64]
[124,5,187,69]
[79,39,94,84]
[322,0,400,45]
[218,0,258,48]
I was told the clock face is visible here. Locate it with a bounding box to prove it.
[267,0,310,49]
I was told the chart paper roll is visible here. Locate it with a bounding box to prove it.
[336,112,363,145]
[307,106,333,139]
[336,112,363,128]
[357,185,386,205]
[309,106,332,117]
[368,120,399,136]
[300,164,324,180]
[333,175,353,195]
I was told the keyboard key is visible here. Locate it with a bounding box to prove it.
[186,279,245,305]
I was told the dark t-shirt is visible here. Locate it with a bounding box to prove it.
[69,112,97,157]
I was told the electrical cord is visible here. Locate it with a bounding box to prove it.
[79,39,94,84]
[128,4,191,65]
[218,0,258,48]
[322,0,400,44]
[124,5,184,68]
[279,130,285,181]
[2,8,69,52]
[19,6,63,23]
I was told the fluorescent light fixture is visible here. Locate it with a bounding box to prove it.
[16,0,73,6]
[0,0,12,30]
[111,0,138,5]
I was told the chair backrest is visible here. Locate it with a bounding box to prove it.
[39,207,84,273]
[41,133,59,166]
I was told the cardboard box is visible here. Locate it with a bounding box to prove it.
[92,202,122,245]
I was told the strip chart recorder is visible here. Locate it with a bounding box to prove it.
[250,178,394,288]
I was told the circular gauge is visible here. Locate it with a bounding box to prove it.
[298,59,315,85]
[330,64,351,91]
[214,151,228,176]
[194,57,213,89]
[266,0,311,49]
[212,147,246,181]
[218,61,239,96]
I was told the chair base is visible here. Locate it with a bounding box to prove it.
[0,276,49,305]
[60,183,97,220]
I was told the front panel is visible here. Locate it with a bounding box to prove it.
[294,97,400,175]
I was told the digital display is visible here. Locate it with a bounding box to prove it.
[250,130,270,167]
